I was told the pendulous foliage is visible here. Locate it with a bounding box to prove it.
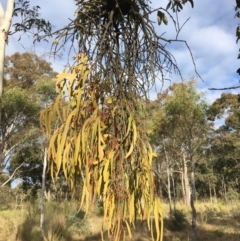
[41,54,163,241]
[41,1,197,240]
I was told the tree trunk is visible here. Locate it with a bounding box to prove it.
[163,142,172,213]
[224,181,227,201]
[213,184,217,202]
[0,0,14,169]
[209,180,212,204]
[183,152,190,206]
[221,176,227,201]
[170,171,176,211]
[157,161,163,198]
[40,148,48,241]
[190,156,197,241]
[181,171,186,204]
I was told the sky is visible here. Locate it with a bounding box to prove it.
[2,0,240,103]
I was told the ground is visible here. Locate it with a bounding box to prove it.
[1,200,240,241]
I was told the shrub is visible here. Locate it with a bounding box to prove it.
[225,188,239,202]
[66,210,92,236]
[16,202,73,241]
[166,209,188,231]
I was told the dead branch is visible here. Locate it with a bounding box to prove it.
[0,162,24,187]
[209,85,240,90]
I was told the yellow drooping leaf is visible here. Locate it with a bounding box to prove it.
[123,220,132,238]
[79,180,86,211]
[125,115,132,138]
[40,58,163,241]
[103,158,110,183]
[152,152,157,157]
[154,199,160,241]
[56,73,76,85]
[56,111,76,175]
[125,143,134,158]
[129,193,135,224]
[132,120,137,144]
[98,144,105,161]
[74,132,81,167]
[97,171,103,195]
[91,91,98,109]
[106,96,113,104]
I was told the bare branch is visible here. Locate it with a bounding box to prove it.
[161,38,203,81]
[0,162,24,187]
[39,1,199,99]
[176,17,190,40]
[209,85,240,90]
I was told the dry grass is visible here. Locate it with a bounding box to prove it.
[0,208,23,241]
[1,200,240,241]
[161,200,240,241]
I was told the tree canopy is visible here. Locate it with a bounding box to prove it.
[4,52,57,89]
[1,52,56,190]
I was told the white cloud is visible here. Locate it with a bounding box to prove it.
[148,0,240,103]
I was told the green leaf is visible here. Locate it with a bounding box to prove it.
[236,26,240,43]
[157,11,164,25]
[189,0,194,8]
[177,2,183,11]
[166,1,172,10]
[163,15,168,25]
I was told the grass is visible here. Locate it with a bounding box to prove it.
[0,200,240,241]
[162,200,240,241]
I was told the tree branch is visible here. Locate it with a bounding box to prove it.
[209,85,240,90]
[0,162,24,187]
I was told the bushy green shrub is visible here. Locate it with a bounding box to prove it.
[225,188,239,202]
[166,209,188,231]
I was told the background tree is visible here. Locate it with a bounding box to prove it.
[1,87,39,172]
[0,0,52,169]
[1,52,56,188]
[207,93,240,200]
[4,52,57,89]
[149,80,210,240]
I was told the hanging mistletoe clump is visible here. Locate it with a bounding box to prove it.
[41,54,163,241]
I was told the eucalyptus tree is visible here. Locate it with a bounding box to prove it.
[207,93,240,200]
[0,0,51,95]
[164,81,210,240]
[0,0,51,174]
[149,80,210,240]
[1,52,56,184]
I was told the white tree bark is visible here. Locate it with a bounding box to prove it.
[162,141,172,213]
[0,0,14,96]
[0,0,14,168]
[182,151,190,206]
[190,155,197,241]
[40,148,48,240]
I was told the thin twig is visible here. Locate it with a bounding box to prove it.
[209,85,240,90]
[176,17,190,40]
[1,162,24,187]
[161,38,203,81]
